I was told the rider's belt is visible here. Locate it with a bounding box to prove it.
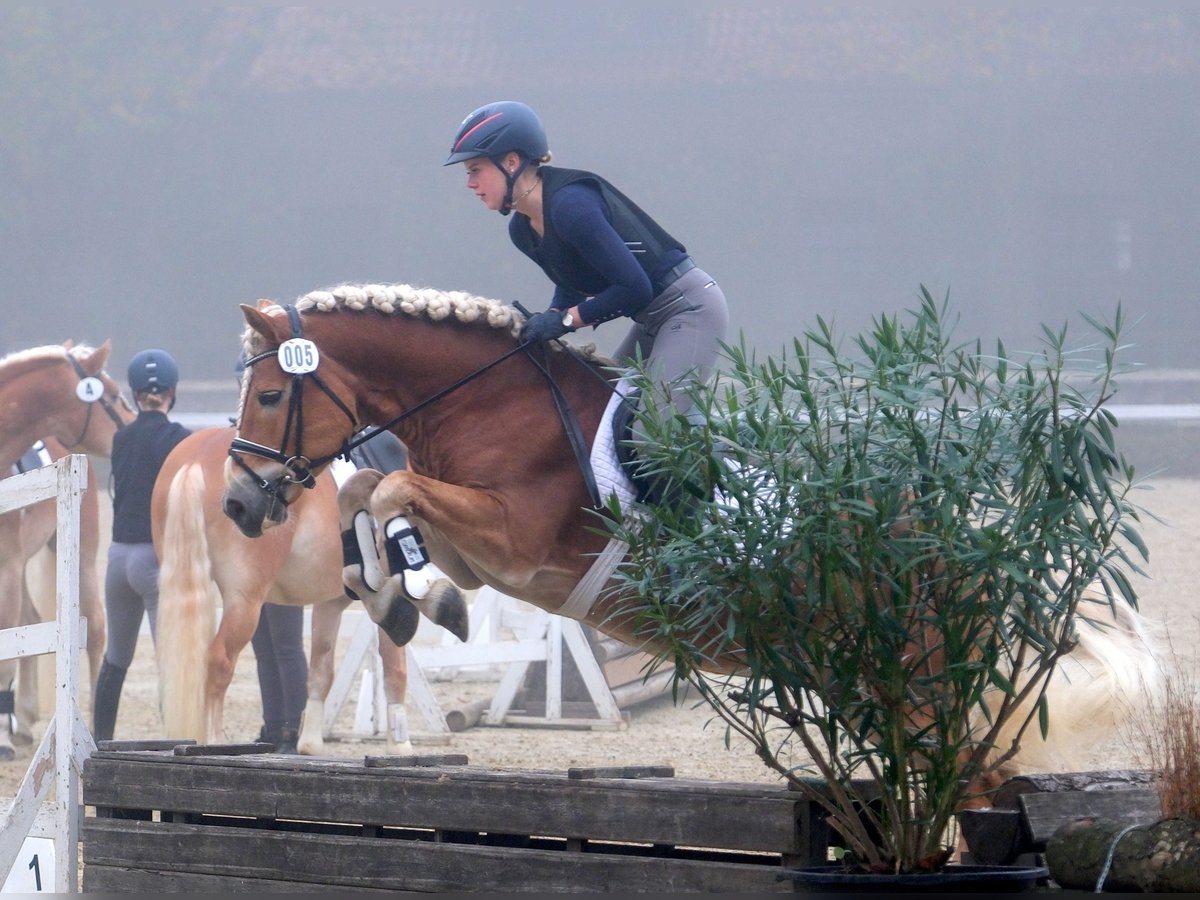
[652,256,696,295]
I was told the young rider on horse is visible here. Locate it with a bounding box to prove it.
[94,348,191,742]
[444,100,729,428]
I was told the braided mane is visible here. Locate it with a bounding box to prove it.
[296,283,524,334]
[245,282,609,364]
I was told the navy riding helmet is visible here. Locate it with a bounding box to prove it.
[445,101,549,215]
[127,348,179,395]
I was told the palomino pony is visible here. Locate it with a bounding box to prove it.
[221,284,1160,778]
[0,340,135,758]
[151,425,463,754]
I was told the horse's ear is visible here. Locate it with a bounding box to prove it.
[77,339,112,376]
[241,303,280,342]
[96,339,112,365]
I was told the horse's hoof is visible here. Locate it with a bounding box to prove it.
[0,745,15,762]
[429,582,470,643]
[10,730,33,747]
[376,584,421,647]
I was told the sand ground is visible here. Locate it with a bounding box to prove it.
[0,473,1196,799]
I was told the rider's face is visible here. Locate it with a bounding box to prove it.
[463,154,513,212]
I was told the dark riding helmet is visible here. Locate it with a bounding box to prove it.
[444,100,548,166]
[127,348,179,395]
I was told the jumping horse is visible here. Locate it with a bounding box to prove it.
[221,283,1160,777]
[0,341,135,758]
[152,425,464,754]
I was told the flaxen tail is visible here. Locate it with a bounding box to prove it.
[155,462,219,743]
[991,596,1163,776]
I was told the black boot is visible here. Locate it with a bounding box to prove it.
[255,723,281,747]
[277,725,299,754]
[92,661,127,743]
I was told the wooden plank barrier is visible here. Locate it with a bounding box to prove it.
[959,769,1162,867]
[80,747,845,893]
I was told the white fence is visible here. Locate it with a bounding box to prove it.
[0,455,91,893]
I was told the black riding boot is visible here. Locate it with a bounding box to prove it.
[92,661,127,743]
[277,723,299,754]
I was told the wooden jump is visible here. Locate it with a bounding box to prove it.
[81,745,840,893]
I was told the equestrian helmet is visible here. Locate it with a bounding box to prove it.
[444,100,548,166]
[127,348,179,394]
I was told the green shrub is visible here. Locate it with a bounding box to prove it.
[602,288,1148,873]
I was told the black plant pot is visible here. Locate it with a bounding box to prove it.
[781,863,1048,893]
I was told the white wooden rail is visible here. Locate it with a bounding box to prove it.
[0,455,91,893]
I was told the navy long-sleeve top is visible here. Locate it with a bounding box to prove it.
[508,166,687,326]
[109,410,191,544]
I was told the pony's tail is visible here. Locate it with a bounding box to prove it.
[155,462,219,743]
[992,597,1164,776]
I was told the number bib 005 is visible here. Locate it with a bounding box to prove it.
[278,338,319,374]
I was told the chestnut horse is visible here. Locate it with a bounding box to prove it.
[221,284,1159,776]
[152,425,462,754]
[0,341,135,758]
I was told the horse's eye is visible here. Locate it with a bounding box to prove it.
[257,389,284,407]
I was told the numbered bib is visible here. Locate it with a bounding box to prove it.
[75,376,104,403]
[278,338,319,374]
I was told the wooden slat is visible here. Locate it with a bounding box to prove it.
[992,769,1156,809]
[81,818,793,893]
[82,864,401,894]
[82,753,803,854]
[1019,788,1162,847]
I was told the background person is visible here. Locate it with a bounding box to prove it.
[93,348,190,742]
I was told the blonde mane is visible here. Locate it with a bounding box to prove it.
[241,283,608,364]
[0,343,94,388]
[298,283,523,332]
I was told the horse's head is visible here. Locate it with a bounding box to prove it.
[222,300,360,537]
[56,340,135,456]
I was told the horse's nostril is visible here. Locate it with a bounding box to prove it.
[222,497,243,521]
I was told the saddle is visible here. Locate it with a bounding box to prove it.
[11,441,50,476]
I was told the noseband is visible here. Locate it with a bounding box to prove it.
[229,305,358,507]
[65,353,129,449]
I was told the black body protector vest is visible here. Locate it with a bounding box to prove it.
[518,166,686,311]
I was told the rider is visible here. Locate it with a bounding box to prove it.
[444,100,729,433]
[93,349,191,742]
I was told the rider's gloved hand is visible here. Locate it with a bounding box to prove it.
[520,308,571,344]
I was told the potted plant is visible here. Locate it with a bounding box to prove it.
[601,289,1149,889]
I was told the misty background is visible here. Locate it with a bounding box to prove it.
[3,3,1198,440]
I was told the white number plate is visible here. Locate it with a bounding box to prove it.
[278,338,319,374]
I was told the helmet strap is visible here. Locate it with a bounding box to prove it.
[493,155,530,217]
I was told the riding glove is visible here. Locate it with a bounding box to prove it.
[520,309,572,344]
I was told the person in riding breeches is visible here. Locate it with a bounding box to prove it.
[251,603,307,752]
[93,349,191,742]
[444,100,729,424]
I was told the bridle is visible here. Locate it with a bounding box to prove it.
[228,305,359,507]
[64,352,129,449]
[229,302,613,512]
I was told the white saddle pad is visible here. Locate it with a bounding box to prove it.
[590,380,637,512]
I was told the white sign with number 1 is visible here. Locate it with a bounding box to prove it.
[2,837,54,893]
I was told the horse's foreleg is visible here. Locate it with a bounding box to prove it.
[14,583,41,746]
[204,601,259,745]
[369,472,541,581]
[376,630,412,755]
[299,598,345,755]
[337,470,420,647]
